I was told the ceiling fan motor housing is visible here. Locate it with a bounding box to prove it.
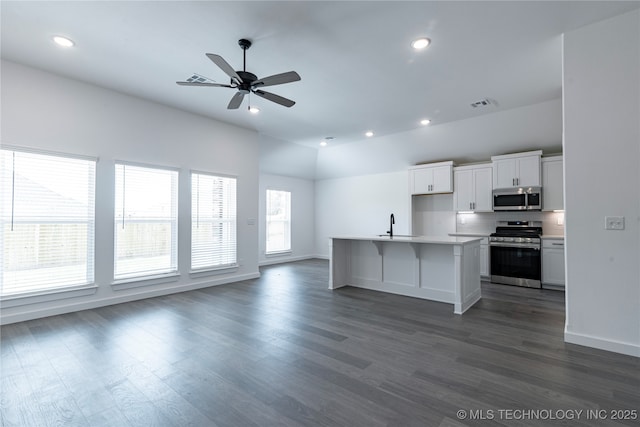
[236,71,257,94]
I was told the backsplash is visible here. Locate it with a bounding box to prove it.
[456,211,565,236]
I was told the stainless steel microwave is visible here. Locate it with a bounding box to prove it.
[492,187,542,211]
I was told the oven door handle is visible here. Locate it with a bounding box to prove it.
[490,243,540,250]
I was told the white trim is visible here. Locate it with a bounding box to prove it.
[1,144,98,162]
[265,250,292,257]
[111,272,180,291]
[1,285,98,308]
[1,272,260,325]
[114,159,180,172]
[190,264,238,278]
[190,169,238,180]
[565,328,640,358]
[259,254,314,266]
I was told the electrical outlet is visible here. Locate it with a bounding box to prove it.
[605,216,625,230]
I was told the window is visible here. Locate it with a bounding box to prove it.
[1,148,96,296]
[265,189,291,254]
[114,163,178,280]
[191,173,237,270]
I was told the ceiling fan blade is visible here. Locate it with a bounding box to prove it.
[206,53,243,83]
[176,81,234,88]
[227,92,245,109]
[254,90,295,108]
[252,71,301,88]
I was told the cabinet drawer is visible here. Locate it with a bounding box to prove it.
[542,239,564,249]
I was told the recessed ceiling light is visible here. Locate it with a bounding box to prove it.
[319,141,328,147]
[52,35,75,48]
[411,38,430,50]
[420,119,431,125]
[365,131,374,137]
[249,106,260,114]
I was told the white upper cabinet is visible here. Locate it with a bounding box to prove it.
[409,161,453,195]
[454,165,493,212]
[542,156,564,211]
[491,150,542,188]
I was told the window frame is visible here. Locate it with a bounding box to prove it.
[0,146,97,299]
[113,161,179,283]
[190,170,238,273]
[265,188,292,255]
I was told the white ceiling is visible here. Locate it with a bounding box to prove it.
[2,1,639,156]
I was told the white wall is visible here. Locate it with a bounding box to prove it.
[259,173,315,265]
[315,99,563,180]
[315,171,410,258]
[1,60,261,324]
[563,10,640,357]
[259,134,318,181]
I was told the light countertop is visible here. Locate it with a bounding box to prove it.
[331,235,482,245]
[448,232,491,238]
[541,235,565,239]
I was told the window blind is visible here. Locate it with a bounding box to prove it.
[0,149,96,296]
[265,189,291,253]
[114,163,178,280]
[191,173,237,270]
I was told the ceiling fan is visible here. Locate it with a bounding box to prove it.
[177,38,301,109]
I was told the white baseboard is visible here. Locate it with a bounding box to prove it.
[259,254,316,266]
[0,272,260,325]
[565,329,640,358]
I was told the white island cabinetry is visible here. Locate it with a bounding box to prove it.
[449,233,490,278]
[329,235,482,314]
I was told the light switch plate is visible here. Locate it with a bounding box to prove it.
[605,216,625,230]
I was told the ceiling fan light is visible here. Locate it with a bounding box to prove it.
[52,35,75,48]
[320,141,328,147]
[420,119,431,125]
[411,38,430,49]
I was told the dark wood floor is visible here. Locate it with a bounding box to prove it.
[1,259,638,427]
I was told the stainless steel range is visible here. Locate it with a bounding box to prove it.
[490,221,542,288]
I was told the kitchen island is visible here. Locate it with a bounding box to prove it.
[329,235,482,314]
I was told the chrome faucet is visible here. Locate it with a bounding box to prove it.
[387,213,395,237]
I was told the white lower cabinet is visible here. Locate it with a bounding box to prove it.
[542,238,565,288]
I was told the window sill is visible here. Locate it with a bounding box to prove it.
[189,264,238,279]
[265,250,292,257]
[0,284,99,308]
[111,272,180,291]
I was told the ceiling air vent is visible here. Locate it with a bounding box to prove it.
[470,98,493,108]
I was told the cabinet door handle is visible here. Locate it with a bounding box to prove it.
[516,178,519,186]
[512,178,515,186]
